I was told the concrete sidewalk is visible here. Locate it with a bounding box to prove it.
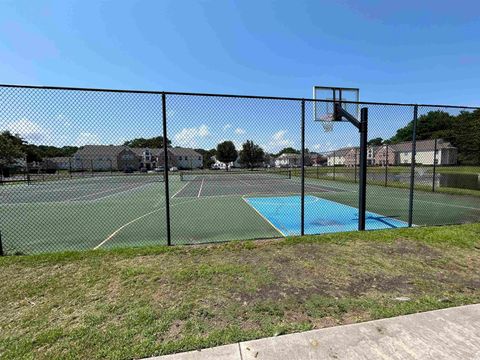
[146,304,480,360]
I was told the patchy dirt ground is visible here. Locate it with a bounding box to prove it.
[1,223,480,360]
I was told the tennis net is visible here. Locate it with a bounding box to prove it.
[180,169,292,182]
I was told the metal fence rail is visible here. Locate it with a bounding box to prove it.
[1,84,479,255]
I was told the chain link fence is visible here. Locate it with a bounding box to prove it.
[1,85,479,255]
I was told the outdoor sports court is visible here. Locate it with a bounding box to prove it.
[1,170,479,255]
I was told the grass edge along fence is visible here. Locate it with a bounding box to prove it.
[0,83,479,255]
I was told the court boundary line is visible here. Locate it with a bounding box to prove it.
[197,179,205,198]
[94,198,200,249]
[241,196,286,237]
[171,181,190,199]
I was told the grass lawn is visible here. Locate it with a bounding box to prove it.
[1,223,480,359]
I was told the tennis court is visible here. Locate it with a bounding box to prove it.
[1,170,479,255]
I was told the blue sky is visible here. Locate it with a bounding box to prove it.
[0,0,479,152]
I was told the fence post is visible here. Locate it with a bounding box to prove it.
[358,107,368,231]
[26,162,31,185]
[162,93,172,246]
[385,144,388,187]
[432,138,437,192]
[354,148,357,183]
[408,105,418,227]
[333,151,336,180]
[300,100,305,236]
[0,231,3,256]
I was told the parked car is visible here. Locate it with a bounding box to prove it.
[169,167,178,172]
[154,167,164,172]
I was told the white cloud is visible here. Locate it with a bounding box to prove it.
[223,124,232,131]
[5,119,50,144]
[174,124,210,147]
[76,132,101,146]
[271,130,293,147]
[234,127,246,135]
[272,130,287,141]
[262,130,295,153]
[198,124,209,137]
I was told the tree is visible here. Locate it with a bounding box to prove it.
[195,148,216,169]
[239,140,265,169]
[389,111,453,143]
[367,137,383,146]
[273,147,300,157]
[0,132,25,175]
[216,141,237,170]
[123,136,170,148]
[450,110,480,165]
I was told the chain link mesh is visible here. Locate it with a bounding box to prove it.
[1,85,479,255]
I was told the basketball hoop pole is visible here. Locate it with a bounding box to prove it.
[334,103,368,231]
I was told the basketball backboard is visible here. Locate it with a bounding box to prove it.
[313,86,360,131]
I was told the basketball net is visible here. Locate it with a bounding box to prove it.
[318,113,335,133]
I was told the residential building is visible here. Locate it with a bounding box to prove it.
[309,153,327,166]
[274,153,312,168]
[391,139,457,165]
[326,139,458,167]
[72,145,140,171]
[170,147,203,169]
[326,148,353,166]
[132,147,203,170]
[374,145,396,166]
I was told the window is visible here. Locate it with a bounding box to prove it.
[179,156,182,160]
[185,156,188,160]
[198,156,201,160]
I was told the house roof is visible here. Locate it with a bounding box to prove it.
[131,147,201,157]
[169,147,202,157]
[390,139,455,152]
[74,145,132,158]
[326,147,356,157]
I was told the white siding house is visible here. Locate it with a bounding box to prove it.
[392,139,457,165]
[326,148,352,166]
[171,148,203,169]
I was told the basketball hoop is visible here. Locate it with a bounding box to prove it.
[313,86,360,134]
[318,113,335,133]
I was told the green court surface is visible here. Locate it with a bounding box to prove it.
[1,172,479,255]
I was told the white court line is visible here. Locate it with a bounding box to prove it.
[171,181,190,199]
[95,198,200,249]
[197,178,205,198]
[241,196,286,237]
